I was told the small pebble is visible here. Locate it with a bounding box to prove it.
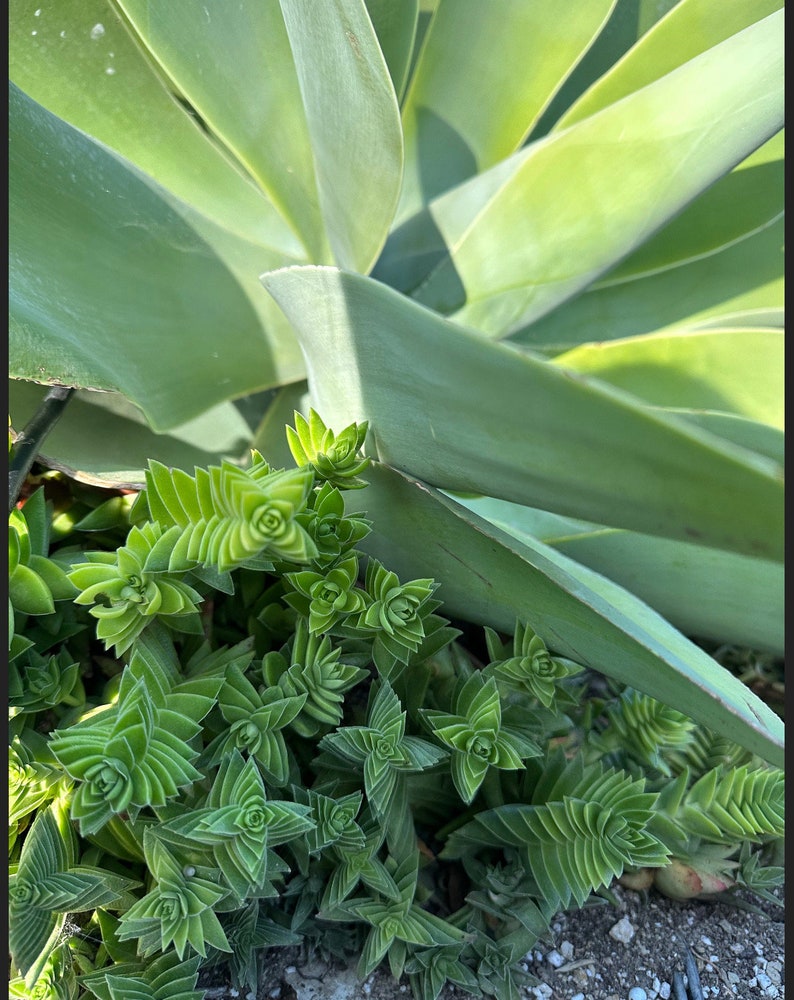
[609,916,635,944]
[560,940,575,959]
[701,935,713,947]
[284,966,296,975]
[757,972,773,989]
[571,994,584,1000]
[547,949,564,968]
[628,988,647,1000]
[652,977,661,993]
[268,990,281,999]
[659,984,672,999]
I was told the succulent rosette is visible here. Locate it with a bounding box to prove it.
[68,522,203,654]
[485,622,582,708]
[287,409,371,489]
[285,553,368,634]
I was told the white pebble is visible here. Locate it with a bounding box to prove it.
[362,984,371,995]
[653,977,661,993]
[701,935,713,946]
[757,973,773,989]
[90,23,104,39]
[547,949,564,968]
[629,988,648,1000]
[659,984,672,999]
[284,966,296,975]
[571,994,584,1000]
[560,940,574,959]
[609,916,635,944]
[268,990,281,999]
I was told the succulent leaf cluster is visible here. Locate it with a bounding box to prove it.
[7,415,784,1000]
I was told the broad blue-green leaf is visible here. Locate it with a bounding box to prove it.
[513,218,783,350]
[453,496,784,655]
[113,0,327,262]
[364,0,419,101]
[551,329,783,429]
[261,266,783,561]
[9,0,301,253]
[584,132,783,285]
[9,83,302,430]
[661,409,783,466]
[8,381,257,489]
[556,0,784,128]
[116,0,403,273]
[396,0,616,221]
[408,12,783,335]
[277,0,404,272]
[529,0,682,139]
[343,463,784,768]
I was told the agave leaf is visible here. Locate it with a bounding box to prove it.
[9,0,300,253]
[277,0,404,272]
[660,409,783,465]
[8,382,256,489]
[551,328,783,429]
[261,265,782,561]
[453,496,783,655]
[363,0,419,102]
[115,0,403,273]
[406,12,783,335]
[342,462,784,768]
[584,133,783,286]
[9,83,302,430]
[395,0,617,221]
[514,217,783,350]
[555,0,784,128]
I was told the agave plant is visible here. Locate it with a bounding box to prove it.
[9,0,783,764]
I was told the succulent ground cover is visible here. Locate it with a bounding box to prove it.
[8,415,783,1000]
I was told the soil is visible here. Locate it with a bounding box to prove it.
[199,883,784,1000]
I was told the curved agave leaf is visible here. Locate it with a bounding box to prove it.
[515,209,783,351]
[115,0,403,273]
[9,0,301,253]
[261,266,782,561]
[8,83,302,430]
[396,0,617,221]
[555,0,783,129]
[453,495,784,655]
[341,462,784,767]
[551,329,784,429]
[8,381,256,489]
[405,12,783,335]
[363,0,419,101]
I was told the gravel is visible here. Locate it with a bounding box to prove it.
[199,883,784,1000]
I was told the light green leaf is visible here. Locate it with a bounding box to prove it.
[9,0,300,253]
[342,462,784,767]
[551,329,783,429]
[455,496,784,655]
[112,0,327,261]
[9,83,301,430]
[262,266,782,561]
[513,218,783,350]
[396,0,616,221]
[556,0,783,128]
[8,381,257,489]
[408,12,783,335]
[584,132,783,286]
[364,0,419,102]
[277,0,404,272]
